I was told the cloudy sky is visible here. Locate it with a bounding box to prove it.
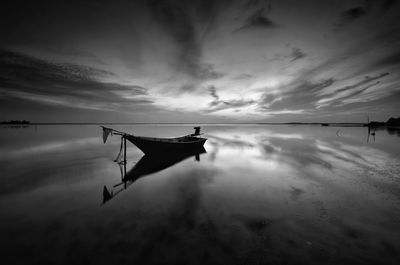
[0,0,399,123]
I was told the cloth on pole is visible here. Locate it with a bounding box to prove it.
[103,127,113,143]
[114,136,124,162]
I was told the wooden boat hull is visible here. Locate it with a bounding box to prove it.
[125,135,207,154]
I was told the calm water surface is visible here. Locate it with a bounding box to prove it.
[0,125,399,265]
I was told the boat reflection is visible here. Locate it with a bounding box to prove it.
[102,147,207,204]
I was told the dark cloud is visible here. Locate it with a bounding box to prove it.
[2,0,226,83]
[290,186,305,201]
[35,46,102,60]
[372,51,400,68]
[289,48,306,62]
[337,81,381,102]
[259,72,390,112]
[147,0,226,81]
[334,6,367,29]
[342,7,367,20]
[233,7,278,33]
[208,85,220,101]
[322,73,389,98]
[179,83,197,92]
[243,0,263,9]
[232,73,253,80]
[266,47,306,63]
[0,49,151,110]
[381,0,398,10]
[177,67,225,93]
[318,80,384,109]
[259,78,335,111]
[0,49,115,79]
[234,214,272,235]
[147,0,198,72]
[193,63,225,80]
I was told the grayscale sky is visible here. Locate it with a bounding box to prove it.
[1,0,399,123]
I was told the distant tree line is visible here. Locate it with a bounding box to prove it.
[368,117,400,127]
[1,120,30,124]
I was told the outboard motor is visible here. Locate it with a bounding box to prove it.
[193,126,201,135]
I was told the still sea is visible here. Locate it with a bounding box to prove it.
[0,125,399,265]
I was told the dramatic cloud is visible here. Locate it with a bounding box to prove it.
[0,49,152,111]
[0,0,399,122]
[320,73,389,96]
[317,73,390,108]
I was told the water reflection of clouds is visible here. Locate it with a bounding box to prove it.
[1,126,399,265]
[0,136,121,196]
[200,127,400,263]
[0,137,100,160]
[207,128,398,187]
[208,130,329,172]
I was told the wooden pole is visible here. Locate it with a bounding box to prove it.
[124,135,127,164]
[123,135,126,186]
[123,135,127,185]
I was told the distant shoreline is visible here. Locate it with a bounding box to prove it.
[1,122,368,126]
[2,120,399,127]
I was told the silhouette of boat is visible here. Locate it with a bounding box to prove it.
[125,134,206,154]
[102,126,207,155]
[102,147,206,204]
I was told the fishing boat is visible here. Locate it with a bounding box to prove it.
[101,126,207,155]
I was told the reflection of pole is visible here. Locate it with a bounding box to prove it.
[124,161,127,189]
[367,126,370,143]
[123,135,127,182]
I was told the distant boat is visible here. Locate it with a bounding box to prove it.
[321,123,329,126]
[102,126,207,155]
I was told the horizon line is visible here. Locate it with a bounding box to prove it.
[2,122,367,125]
